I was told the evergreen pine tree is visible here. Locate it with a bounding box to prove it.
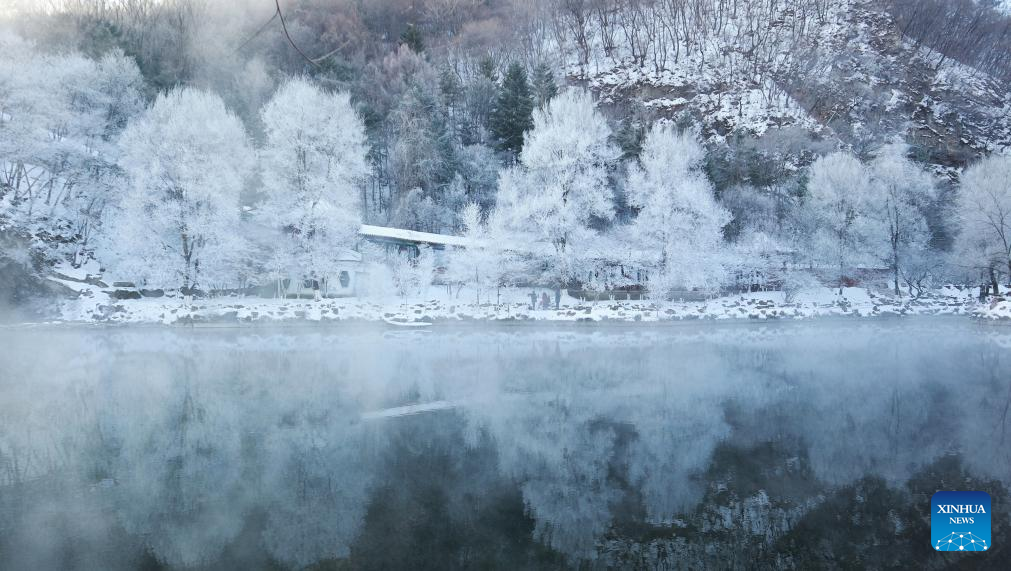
[464,64,497,146]
[489,62,534,157]
[477,57,498,81]
[417,86,460,190]
[439,67,462,138]
[615,119,646,160]
[400,24,424,53]
[531,62,558,109]
[438,67,462,108]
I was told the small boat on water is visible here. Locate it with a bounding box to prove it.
[361,400,457,420]
[382,317,433,328]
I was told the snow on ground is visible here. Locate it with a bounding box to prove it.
[52,259,102,281]
[576,0,1011,159]
[978,298,1011,320]
[48,282,1005,326]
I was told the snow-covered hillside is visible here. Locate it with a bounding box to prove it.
[5,0,1011,318]
[993,1,1011,16]
[565,0,1011,177]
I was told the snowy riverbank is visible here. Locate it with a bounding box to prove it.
[45,273,1010,325]
[982,298,1011,320]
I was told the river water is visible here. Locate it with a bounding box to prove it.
[0,319,1009,569]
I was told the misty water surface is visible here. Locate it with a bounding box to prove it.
[1,319,1009,569]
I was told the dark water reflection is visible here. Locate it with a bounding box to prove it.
[0,319,1009,569]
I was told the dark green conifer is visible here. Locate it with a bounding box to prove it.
[489,62,534,156]
[400,24,424,53]
[531,62,558,109]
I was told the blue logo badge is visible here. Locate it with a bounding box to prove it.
[931,491,991,552]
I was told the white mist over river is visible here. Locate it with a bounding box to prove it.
[1,319,1009,569]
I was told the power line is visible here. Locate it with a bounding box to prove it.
[274,0,323,70]
[232,1,326,70]
[232,9,278,55]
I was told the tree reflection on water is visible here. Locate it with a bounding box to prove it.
[0,320,1008,569]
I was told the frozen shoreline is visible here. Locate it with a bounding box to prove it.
[43,275,1011,326]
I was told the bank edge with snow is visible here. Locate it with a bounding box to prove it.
[51,285,1010,326]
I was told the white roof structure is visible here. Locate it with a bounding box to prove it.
[334,248,364,263]
[359,224,470,248]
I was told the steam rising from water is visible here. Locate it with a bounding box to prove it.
[0,319,1009,567]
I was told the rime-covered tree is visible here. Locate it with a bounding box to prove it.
[97,88,254,293]
[390,244,434,298]
[627,123,731,296]
[489,62,534,157]
[867,143,935,295]
[492,88,619,294]
[257,77,369,285]
[388,83,461,230]
[0,36,144,266]
[806,152,881,294]
[955,154,1011,294]
[438,66,463,138]
[445,203,497,303]
[461,61,498,145]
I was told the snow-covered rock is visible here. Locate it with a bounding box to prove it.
[50,286,996,326]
